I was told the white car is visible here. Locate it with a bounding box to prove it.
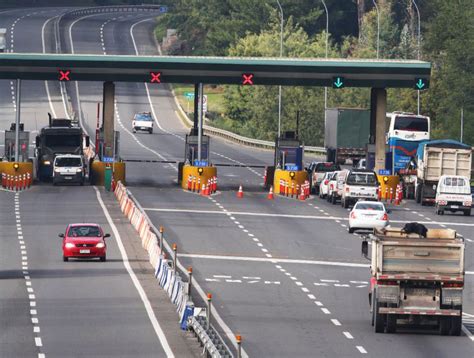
[53,154,85,186]
[318,172,333,199]
[348,201,389,233]
[132,112,154,134]
[435,175,471,216]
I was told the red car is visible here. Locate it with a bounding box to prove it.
[60,223,110,262]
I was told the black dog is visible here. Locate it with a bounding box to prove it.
[401,222,428,238]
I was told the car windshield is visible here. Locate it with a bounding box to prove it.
[135,113,152,121]
[355,203,384,211]
[55,157,82,167]
[347,173,378,186]
[315,163,340,172]
[68,226,101,237]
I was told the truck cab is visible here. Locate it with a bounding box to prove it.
[435,175,471,216]
[53,154,85,185]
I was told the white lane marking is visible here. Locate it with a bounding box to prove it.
[41,14,58,118]
[343,332,354,339]
[32,318,38,324]
[34,326,40,333]
[144,208,474,227]
[462,326,474,341]
[35,337,42,347]
[321,308,331,314]
[178,253,369,268]
[331,319,341,326]
[93,187,174,357]
[315,301,323,306]
[213,275,232,279]
[301,287,309,293]
[356,346,367,354]
[307,294,316,300]
[321,279,339,283]
[39,353,45,358]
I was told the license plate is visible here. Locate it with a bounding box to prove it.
[64,176,72,180]
[451,205,459,209]
[80,249,90,254]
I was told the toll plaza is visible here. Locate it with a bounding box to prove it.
[0,53,431,189]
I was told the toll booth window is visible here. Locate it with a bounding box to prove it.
[394,116,428,132]
[347,173,378,186]
[55,157,82,167]
[45,135,81,147]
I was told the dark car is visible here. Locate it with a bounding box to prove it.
[307,162,341,194]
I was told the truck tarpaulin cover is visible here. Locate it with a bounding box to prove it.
[416,139,471,160]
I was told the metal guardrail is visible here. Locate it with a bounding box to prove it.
[173,91,326,155]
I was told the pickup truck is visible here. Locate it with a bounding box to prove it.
[341,169,379,208]
[435,175,471,216]
[307,161,340,194]
[362,227,464,335]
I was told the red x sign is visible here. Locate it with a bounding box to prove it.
[150,72,161,83]
[242,73,254,85]
[59,70,71,81]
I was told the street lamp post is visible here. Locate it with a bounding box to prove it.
[412,0,421,114]
[276,0,283,138]
[372,0,380,59]
[322,0,329,142]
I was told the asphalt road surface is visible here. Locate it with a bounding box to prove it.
[1,6,474,358]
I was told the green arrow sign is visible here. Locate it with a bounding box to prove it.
[414,78,428,90]
[184,92,195,98]
[332,77,344,88]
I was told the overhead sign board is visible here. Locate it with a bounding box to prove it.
[332,76,344,88]
[414,78,429,90]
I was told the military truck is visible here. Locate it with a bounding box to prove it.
[362,227,465,335]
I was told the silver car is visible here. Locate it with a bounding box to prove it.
[348,201,389,233]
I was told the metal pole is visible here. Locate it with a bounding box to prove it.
[372,0,380,59]
[14,79,21,162]
[412,0,421,114]
[197,83,203,163]
[172,244,177,273]
[460,107,464,142]
[276,0,283,138]
[236,335,242,358]
[187,267,193,299]
[159,226,164,251]
[206,293,212,330]
[322,0,329,137]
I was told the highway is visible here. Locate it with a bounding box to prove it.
[1,6,474,358]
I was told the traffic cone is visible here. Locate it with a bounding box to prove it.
[390,187,394,203]
[237,185,244,198]
[14,176,19,191]
[27,172,31,188]
[187,175,192,191]
[299,186,306,201]
[111,176,116,191]
[201,184,206,196]
[197,178,201,193]
[2,173,6,188]
[267,186,274,200]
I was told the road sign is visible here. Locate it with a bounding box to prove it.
[59,70,70,81]
[203,95,208,113]
[378,169,391,175]
[332,76,344,88]
[414,78,429,90]
[102,156,114,163]
[242,73,254,85]
[150,72,161,83]
[194,160,208,167]
[184,92,194,99]
[159,6,168,13]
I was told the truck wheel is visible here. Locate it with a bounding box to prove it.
[415,186,421,203]
[331,195,337,205]
[370,290,375,326]
[343,198,349,209]
[386,314,397,333]
[464,209,471,216]
[439,317,451,335]
[374,299,385,333]
[450,308,462,336]
[149,128,153,134]
[420,188,426,206]
[348,227,355,234]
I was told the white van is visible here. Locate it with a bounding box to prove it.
[53,154,85,185]
[435,175,471,216]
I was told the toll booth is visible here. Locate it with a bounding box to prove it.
[265,131,308,193]
[4,124,29,162]
[180,131,216,189]
[97,129,120,161]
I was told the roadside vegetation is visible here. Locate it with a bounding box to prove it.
[158,0,473,147]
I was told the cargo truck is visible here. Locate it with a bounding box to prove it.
[324,108,370,165]
[35,114,89,181]
[402,140,472,205]
[0,28,6,53]
[362,227,465,335]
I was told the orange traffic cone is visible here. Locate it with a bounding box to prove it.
[237,185,244,198]
[267,186,274,200]
[299,186,306,201]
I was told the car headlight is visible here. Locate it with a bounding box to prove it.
[54,168,61,172]
[65,242,75,248]
[76,168,82,173]
[96,242,105,248]
[43,160,51,165]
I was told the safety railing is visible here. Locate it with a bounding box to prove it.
[114,181,234,358]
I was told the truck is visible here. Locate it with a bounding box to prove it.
[325,108,370,165]
[435,175,472,216]
[408,140,472,205]
[35,114,89,181]
[362,227,465,335]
